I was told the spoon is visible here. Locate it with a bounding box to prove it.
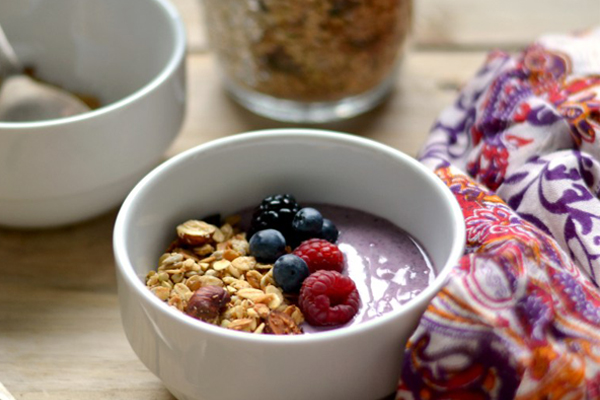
[0,23,90,122]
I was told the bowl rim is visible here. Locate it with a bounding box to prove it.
[113,128,466,344]
[0,0,186,130]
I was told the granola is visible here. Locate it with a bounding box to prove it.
[145,216,304,335]
[204,0,413,102]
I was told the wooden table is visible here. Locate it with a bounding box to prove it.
[1,1,598,399]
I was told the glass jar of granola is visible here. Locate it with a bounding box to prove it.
[203,0,413,123]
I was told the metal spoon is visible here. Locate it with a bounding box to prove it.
[0,23,90,122]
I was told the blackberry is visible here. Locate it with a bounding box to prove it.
[250,194,300,238]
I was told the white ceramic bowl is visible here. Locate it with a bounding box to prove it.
[113,129,465,400]
[0,0,186,228]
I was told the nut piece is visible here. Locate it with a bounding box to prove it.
[198,275,224,287]
[228,318,256,332]
[151,286,170,301]
[212,228,226,243]
[213,259,231,271]
[283,305,305,326]
[246,270,263,289]
[172,248,201,263]
[177,220,217,246]
[236,288,266,302]
[265,311,303,335]
[232,256,256,271]
[194,244,215,256]
[253,303,271,319]
[223,249,241,261]
[185,285,231,322]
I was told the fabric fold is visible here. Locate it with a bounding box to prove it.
[399,27,600,399]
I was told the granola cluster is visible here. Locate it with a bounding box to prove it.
[145,215,304,335]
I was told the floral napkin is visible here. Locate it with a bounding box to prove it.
[398,28,600,399]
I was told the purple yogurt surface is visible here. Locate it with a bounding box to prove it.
[303,204,434,332]
[242,203,434,333]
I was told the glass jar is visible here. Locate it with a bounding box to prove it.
[203,0,413,123]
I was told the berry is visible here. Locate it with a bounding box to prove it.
[249,229,286,263]
[292,207,323,237]
[299,270,360,326]
[293,238,344,273]
[250,194,300,239]
[320,218,338,243]
[273,254,310,293]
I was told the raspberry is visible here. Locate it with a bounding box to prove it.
[250,194,300,239]
[292,238,344,273]
[299,270,360,326]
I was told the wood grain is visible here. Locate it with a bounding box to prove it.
[176,0,600,52]
[167,51,486,159]
[0,213,175,400]
[414,0,600,49]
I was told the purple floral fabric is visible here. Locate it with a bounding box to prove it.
[398,28,600,399]
[498,151,600,281]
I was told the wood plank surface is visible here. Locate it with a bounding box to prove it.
[175,0,600,52]
[168,51,486,159]
[1,0,598,398]
[414,0,600,49]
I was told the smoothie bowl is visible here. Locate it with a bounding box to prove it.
[113,129,465,400]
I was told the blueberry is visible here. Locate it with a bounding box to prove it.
[249,229,286,263]
[292,207,323,237]
[273,254,309,293]
[321,218,339,243]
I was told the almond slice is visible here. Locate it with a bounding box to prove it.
[177,220,217,246]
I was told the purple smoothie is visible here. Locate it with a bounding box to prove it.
[301,204,434,332]
[241,203,434,332]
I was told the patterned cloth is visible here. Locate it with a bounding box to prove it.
[398,28,600,399]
